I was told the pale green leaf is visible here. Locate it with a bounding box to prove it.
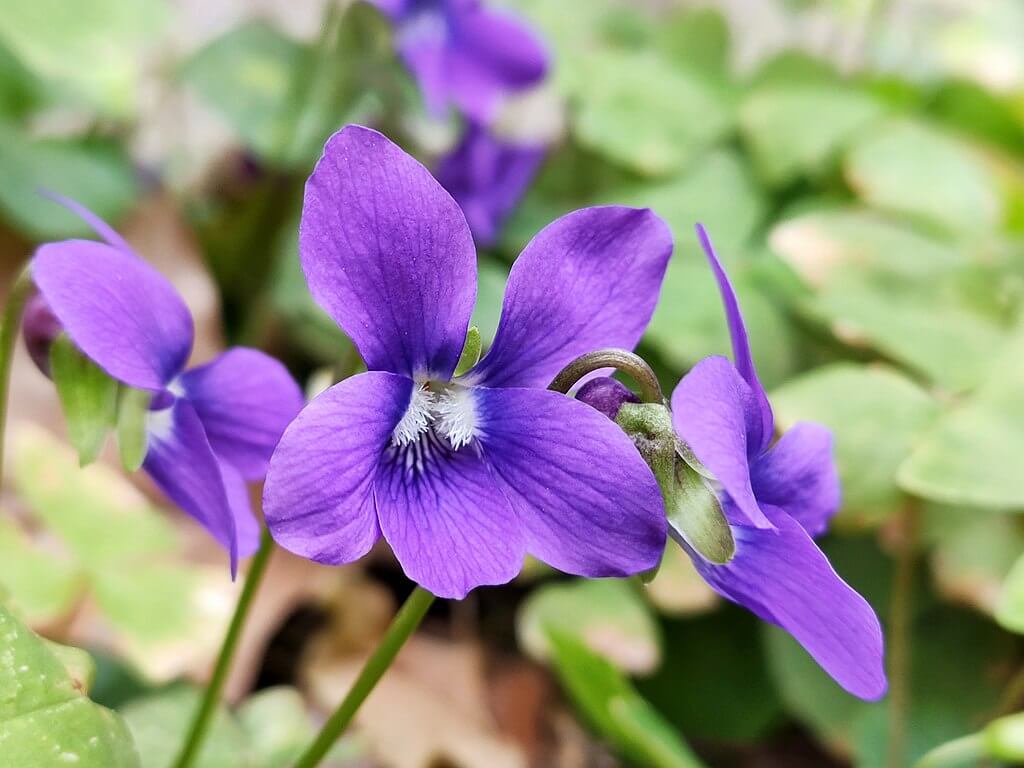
[116,388,150,472]
[0,519,80,625]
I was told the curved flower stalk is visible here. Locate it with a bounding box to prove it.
[586,225,887,701]
[368,0,547,123]
[26,194,304,574]
[264,124,673,599]
[435,121,545,246]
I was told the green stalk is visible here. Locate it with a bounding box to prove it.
[292,587,435,768]
[887,503,918,768]
[0,266,33,482]
[173,527,275,768]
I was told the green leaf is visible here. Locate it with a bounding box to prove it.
[770,364,939,526]
[49,334,119,466]
[0,42,42,118]
[996,553,1024,633]
[0,606,140,767]
[898,328,1024,508]
[572,49,732,176]
[518,579,660,673]
[122,686,245,768]
[740,84,884,185]
[844,119,1002,237]
[654,7,731,78]
[0,519,80,625]
[984,712,1024,761]
[116,388,150,472]
[0,0,166,116]
[913,733,986,768]
[0,123,138,239]
[547,629,707,768]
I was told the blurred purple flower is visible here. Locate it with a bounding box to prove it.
[670,225,886,700]
[28,195,304,574]
[264,125,671,599]
[369,0,547,122]
[436,121,545,246]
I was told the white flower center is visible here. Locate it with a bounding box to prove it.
[391,383,478,449]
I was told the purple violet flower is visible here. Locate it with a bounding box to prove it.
[263,125,672,599]
[435,121,545,246]
[28,194,304,574]
[669,225,886,700]
[369,0,548,122]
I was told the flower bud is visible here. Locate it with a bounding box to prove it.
[22,293,62,377]
[576,377,639,421]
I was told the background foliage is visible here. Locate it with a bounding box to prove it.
[1,0,1023,766]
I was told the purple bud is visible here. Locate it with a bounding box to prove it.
[22,292,63,377]
[575,377,640,421]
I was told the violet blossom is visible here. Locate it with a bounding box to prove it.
[368,0,547,122]
[27,194,304,574]
[435,121,545,246]
[263,125,672,599]
[654,225,885,700]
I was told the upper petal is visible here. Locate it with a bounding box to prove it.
[446,3,548,122]
[376,434,524,599]
[475,386,666,577]
[40,190,133,253]
[467,207,672,389]
[218,459,262,560]
[688,507,887,700]
[300,125,477,379]
[143,398,241,574]
[33,239,193,390]
[750,422,840,538]
[263,371,410,565]
[179,347,304,481]
[397,16,449,116]
[671,356,772,529]
[696,223,774,453]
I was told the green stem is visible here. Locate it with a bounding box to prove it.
[887,503,918,768]
[0,266,33,482]
[293,586,435,768]
[173,527,275,768]
[549,348,664,404]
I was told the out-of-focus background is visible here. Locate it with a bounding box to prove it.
[1,0,1024,766]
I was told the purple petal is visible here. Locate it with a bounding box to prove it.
[32,240,193,390]
[446,3,548,122]
[376,434,524,599]
[671,357,772,529]
[750,423,840,538]
[179,348,304,481]
[263,371,409,566]
[476,387,666,577]
[365,0,404,18]
[218,459,262,560]
[300,125,477,379]
[695,224,774,453]
[143,399,241,574]
[436,123,545,246]
[397,17,449,116]
[40,190,133,253]
[689,506,887,700]
[467,207,672,389]
[575,377,639,421]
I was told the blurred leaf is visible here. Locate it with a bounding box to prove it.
[0,42,42,117]
[237,686,335,768]
[655,7,731,79]
[644,544,717,616]
[740,84,884,185]
[899,328,1024,508]
[519,579,660,674]
[0,0,165,116]
[547,629,707,768]
[122,686,244,768]
[639,608,783,743]
[984,711,1024,761]
[845,119,1002,237]
[913,733,986,768]
[11,426,233,680]
[0,519,80,626]
[747,50,841,90]
[772,209,1008,391]
[930,80,1024,155]
[771,363,939,526]
[0,123,137,239]
[0,606,140,767]
[471,258,508,347]
[50,334,119,466]
[996,552,1024,633]
[572,50,732,176]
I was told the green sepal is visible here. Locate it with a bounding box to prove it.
[49,333,119,466]
[616,402,735,566]
[454,325,482,376]
[116,387,151,472]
